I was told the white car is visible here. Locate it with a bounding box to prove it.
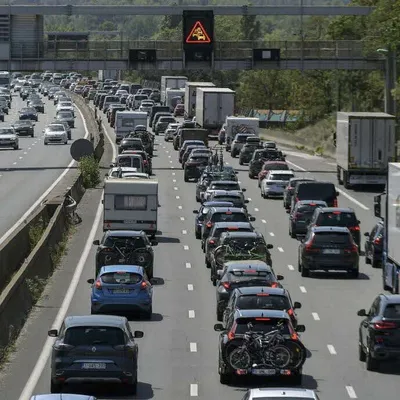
[107,166,138,178]
[0,126,19,150]
[56,102,74,114]
[139,100,155,115]
[243,388,320,400]
[261,170,295,198]
[43,124,68,145]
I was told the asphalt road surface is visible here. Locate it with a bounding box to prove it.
[0,92,86,241]
[0,108,396,400]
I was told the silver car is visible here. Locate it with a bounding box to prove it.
[243,388,320,400]
[139,100,155,114]
[0,126,19,150]
[43,124,68,145]
[261,170,295,198]
[55,110,75,128]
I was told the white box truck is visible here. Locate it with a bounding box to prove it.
[196,88,235,138]
[336,112,396,188]
[114,111,148,143]
[184,81,215,119]
[225,116,260,151]
[160,75,188,105]
[165,88,185,112]
[98,69,118,81]
[103,177,158,237]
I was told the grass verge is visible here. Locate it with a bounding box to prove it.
[28,217,46,250]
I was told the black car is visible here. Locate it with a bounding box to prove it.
[215,261,284,320]
[238,143,262,165]
[289,200,327,238]
[19,107,38,121]
[248,149,285,179]
[20,87,33,100]
[12,120,35,137]
[298,226,359,278]
[357,294,400,370]
[308,207,361,248]
[184,154,209,182]
[0,110,4,122]
[291,181,339,209]
[181,145,206,166]
[92,230,158,279]
[28,99,45,113]
[214,309,306,384]
[364,220,384,269]
[223,286,301,328]
[283,178,316,210]
[118,138,144,154]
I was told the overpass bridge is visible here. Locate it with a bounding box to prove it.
[5,40,383,72]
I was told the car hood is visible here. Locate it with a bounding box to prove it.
[0,134,17,139]
[45,130,65,135]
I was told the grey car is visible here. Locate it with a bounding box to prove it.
[55,110,75,128]
[48,315,144,395]
[50,121,71,140]
[30,395,97,400]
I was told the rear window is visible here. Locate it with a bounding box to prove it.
[211,183,240,190]
[235,318,290,335]
[235,134,253,143]
[104,235,146,248]
[229,269,273,282]
[101,272,142,284]
[383,304,400,319]
[190,156,208,162]
[313,232,352,245]
[298,183,336,199]
[297,204,322,213]
[105,96,119,103]
[64,327,125,346]
[237,294,290,310]
[117,156,142,168]
[264,163,288,171]
[213,227,251,237]
[213,196,243,206]
[269,173,293,181]
[316,212,358,226]
[213,213,247,223]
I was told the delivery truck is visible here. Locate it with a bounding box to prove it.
[160,75,188,105]
[336,112,396,188]
[114,111,148,143]
[165,88,185,112]
[184,81,215,119]
[196,88,235,139]
[225,116,260,152]
[98,69,118,81]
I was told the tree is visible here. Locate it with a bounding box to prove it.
[239,15,261,41]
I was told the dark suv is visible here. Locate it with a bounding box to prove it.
[283,177,315,210]
[48,315,144,394]
[364,220,384,269]
[292,181,339,209]
[289,200,327,238]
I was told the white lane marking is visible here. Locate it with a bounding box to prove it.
[184,245,189,250]
[168,155,171,158]
[288,264,294,271]
[286,160,369,210]
[32,143,35,146]
[188,284,194,291]
[248,197,252,201]
[19,156,23,159]
[188,310,195,318]
[166,150,169,153]
[172,172,176,175]
[225,161,229,165]
[182,230,187,234]
[178,205,183,209]
[262,219,266,223]
[269,232,275,236]
[0,103,90,248]
[169,160,173,163]
[346,386,357,399]
[278,247,284,252]
[180,217,185,221]
[23,152,27,155]
[176,195,180,199]
[174,186,178,190]
[300,286,307,293]
[28,147,31,150]
[186,262,192,269]
[13,162,16,165]
[190,342,198,352]
[327,344,337,355]
[190,384,199,397]
[254,207,259,212]
[173,179,176,183]
[312,312,320,321]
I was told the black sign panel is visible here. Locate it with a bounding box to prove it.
[183,10,214,52]
[253,48,281,62]
[129,49,157,63]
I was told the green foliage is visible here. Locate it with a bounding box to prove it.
[79,155,100,189]
[29,217,46,250]
[26,276,47,304]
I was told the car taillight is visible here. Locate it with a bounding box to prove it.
[287,308,294,316]
[295,197,299,203]
[222,282,231,290]
[209,239,215,245]
[228,331,235,340]
[293,212,302,220]
[333,199,338,207]
[374,237,382,245]
[349,226,360,231]
[140,281,149,290]
[206,222,212,228]
[373,321,397,329]
[143,160,148,165]
[287,186,293,190]
[271,282,279,288]
[305,242,319,252]
[95,279,102,289]
[345,245,358,254]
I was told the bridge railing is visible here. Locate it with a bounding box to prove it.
[10,40,382,61]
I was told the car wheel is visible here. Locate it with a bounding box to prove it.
[301,264,309,277]
[50,381,62,393]
[239,159,243,165]
[195,231,201,240]
[217,309,223,322]
[184,175,189,182]
[349,268,359,279]
[90,307,98,315]
[31,133,34,137]
[365,250,371,264]
[358,343,366,362]
[366,351,379,371]
[371,254,380,269]
[219,371,231,384]
[64,140,68,145]
[143,306,153,320]
[298,259,302,272]
[124,379,137,395]
[206,258,211,269]
[13,145,18,150]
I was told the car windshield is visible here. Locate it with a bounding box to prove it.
[237,294,290,310]
[235,318,290,335]
[297,204,323,215]
[316,212,358,226]
[103,236,146,248]
[48,125,64,131]
[213,213,247,223]
[64,326,125,346]
[0,128,13,135]
[58,112,72,118]
[101,272,142,285]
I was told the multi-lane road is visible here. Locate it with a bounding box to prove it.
[0,93,87,241]
[0,106,397,400]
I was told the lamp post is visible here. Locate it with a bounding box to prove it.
[377,48,397,115]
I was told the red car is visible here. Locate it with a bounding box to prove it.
[174,103,184,117]
[257,161,290,187]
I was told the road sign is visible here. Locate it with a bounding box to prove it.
[70,138,94,161]
[182,10,214,51]
[186,21,211,44]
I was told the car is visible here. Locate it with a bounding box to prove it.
[308,207,361,247]
[291,181,339,209]
[174,103,184,117]
[257,161,289,187]
[248,149,284,180]
[289,200,328,238]
[184,153,210,182]
[49,121,71,140]
[164,127,177,142]
[261,170,295,199]
[215,261,284,320]
[29,98,45,113]
[283,177,316,210]
[43,124,68,145]
[12,120,35,137]
[214,309,306,384]
[121,150,152,175]
[30,395,97,400]
[242,388,320,400]
[48,315,143,394]
[298,226,359,278]
[181,144,205,166]
[202,180,244,203]
[56,101,75,116]
[0,126,19,150]
[55,110,75,128]
[118,137,144,154]
[357,294,400,371]
[179,140,206,163]
[19,107,38,121]
[88,265,153,318]
[93,230,157,279]
[139,100,155,114]
[208,190,250,209]
[364,219,384,268]
[106,166,140,178]
[238,141,262,165]
[193,201,235,240]
[223,286,301,327]
[230,133,257,157]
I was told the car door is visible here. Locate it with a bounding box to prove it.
[361,297,380,348]
[366,225,378,256]
[223,290,237,326]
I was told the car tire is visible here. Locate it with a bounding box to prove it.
[124,379,137,395]
[366,351,379,371]
[349,268,359,279]
[184,175,189,182]
[144,306,153,320]
[206,258,211,269]
[44,142,48,145]
[219,371,231,384]
[365,250,371,264]
[13,145,18,150]
[217,309,223,322]
[195,231,201,240]
[358,343,366,362]
[50,381,62,393]
[290,226,296,239]
[64,140,68,145]
[301,264,309,277]
[90,307,98,315]
[239,159,243,165]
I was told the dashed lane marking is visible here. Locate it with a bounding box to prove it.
[173,179,176,183]
[174,187,178,190]
[172,172,176,175]
[190,384,198,397]
[28,147,31,150]
[345,386,357,399]
[278,247,284,252]
[288,264,294,271]
[254,208,259,212]
[176,195,180,199]
[187,284,194,291]
[23,152,27,155]
[269,232,275,236]
[169,160,173,163]
[180,217,185,221]
[188,310,195,318]
[262,219,266,224]
[178,206,182,209]
[186,262,192,269]
[190,342,197,352]
[168,155,171,158]
[182,230,187,234]
[13,162,16,165]
[312,312,320,321]
[19,157,23,160]
[300,286,307,293]
[184,245,189,250]
[327,345,337,355]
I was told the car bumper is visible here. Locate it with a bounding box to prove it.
[303,256,358,271]
[264,186,285,196]
[91,299,152,314]
[371,345,400,360]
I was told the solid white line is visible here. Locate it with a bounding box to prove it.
[254,207,259,212]
[0,104,89,247]
[184,245,189,250]
[278,247,284,252]
[262,219,266,223]
[190,383,198,396]
[345,386,357,399]
[182,230,187,234]
[327,344,337,355]
[188,310,195,318]
[180,217,185,221]
[190,342,197,352]
[299,286,307,293]
[186,262,192,269]
[312,312,320,321]
[269,232,275,236]
[288,264,294,271]
[187,284,194,291]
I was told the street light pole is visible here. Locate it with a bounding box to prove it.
[377,48,397,115]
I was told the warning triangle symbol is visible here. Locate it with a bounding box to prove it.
[186,20,211,44]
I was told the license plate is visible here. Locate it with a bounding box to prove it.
[323,249,340,254]
[124,220,136,224]
[82,362,106,370]
[252,368,276,375]
[113,289,130,294]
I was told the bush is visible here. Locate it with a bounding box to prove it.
[79,155,100,188]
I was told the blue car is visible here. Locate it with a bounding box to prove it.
[88,265,153,319]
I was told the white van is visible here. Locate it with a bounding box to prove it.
[114,111,147,143]
[103,178,158,237]
[113,154,144,172]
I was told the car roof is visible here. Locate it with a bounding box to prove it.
[316,207,355,213]
[211,190,243,197]
[268,170,294,175]
[248,388,318,399]
[235,286,287,296]
[379,294,400,304]
[210,207,245,213]
[99,265,144,275]
[64,314,127,329]
[234,309,289,319]
[203,201,234,207]
[104,230,144,237]
[214,222,252,228]
[225,260,269,270]
[223,232,262,239]
[31,395,96,400]
[312,226,350,233]
[297,180,334,186]
[298,200,327,205]
[210,180,239,184]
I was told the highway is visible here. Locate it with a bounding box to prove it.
[0,92,87,241]
[0,107,397,400]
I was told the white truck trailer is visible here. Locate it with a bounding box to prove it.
[114,111,148,143]
[336,112,396,188]
[184,81,215,119]
[160,76,188,105]
[165,88,185,112]
[225,116,260,151]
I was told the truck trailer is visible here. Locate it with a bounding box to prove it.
[184,81,215,119]
[160,76,188,105]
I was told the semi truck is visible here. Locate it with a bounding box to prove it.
[224,116,260,151]
[336,112,396,189]
[160,75,188,105]
[184,81,215,119]
[196,88,235,139]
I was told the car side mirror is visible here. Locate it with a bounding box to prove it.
[277,274,284,280]
[293,301,302,309]
[296,324,306,333]
[286,209,290,214]
[357,220,360,224]
[48,329,58,337]
[267,244,273,249]
[249,216,256,221]
[151,240,158,246]
[242,188,246,192]
[87,278,95,284]
[93,239,100,245]
[245,200,250,204]
[134,330,144,338]
[193,210,198,214]
[364,232,370,237]
[357,309,367,317]
[217,270,224,277]
[235,171,238,174]
[336,191,339,196]
[110,163,115,168]
[214,323,225,332]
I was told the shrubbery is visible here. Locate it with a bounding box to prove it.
[79,155,100,189]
